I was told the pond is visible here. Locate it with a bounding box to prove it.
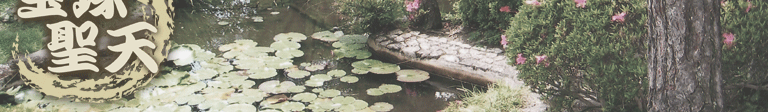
[169,0,480,111]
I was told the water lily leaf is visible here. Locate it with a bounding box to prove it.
[396,70,431,82]
[288,86,307,93]
[287,70,311,78]
[233,58,266,69]
[194,50,215,61]
[110,107,142,112]
[369,64,401,74]
[292,92,318,102]
[312,31,341,42]
[247,67,278,79]
[312,88,324,93]
[339,35,368,44]
[190,68,218,81]
[331,96,356,104]
[366,88,384,96]
[198,99,227,111]
[221,104,257,112]
[327,70,346,77]
[275,49,305,59]
[300,62,311,67]
[340,76,359,83]
[351,68,369,74]
[175,94,205,105]
[217,21,230,25]
[274,32,308,42]
[351,59,400,74]
[250,47,277,53]
[352,100,369,110]
[168,45,194,66]
[304,64,325,71]
[201,88,236,100]
[280,101,306,111]
[264,57,294,69]
[305,79,325,87]
[310,74,333,81]
[379,84,402,93]
[259,80,297,94]
[262,94,289,107]
[206,80,231,89]
[220,39,257,52]
[228,92,264,104]
[369,102,394,111]
[270,40,301,51]
[319,89,341,98]
[260,109,281,112]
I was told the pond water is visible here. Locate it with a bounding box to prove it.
[171,0,479,111]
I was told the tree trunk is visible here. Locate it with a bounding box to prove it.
[647,0,723,111]
[414,0,442,30]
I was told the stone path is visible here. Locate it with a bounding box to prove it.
[372,29,548,111]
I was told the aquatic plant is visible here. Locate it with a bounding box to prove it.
[351,59,401,74]
[395,69,430,82]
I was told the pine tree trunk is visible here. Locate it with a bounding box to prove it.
[414,0,442,30]
[647,0,724,111]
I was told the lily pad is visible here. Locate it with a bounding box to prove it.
[319,89,341,98]
[275,49,304,59]
[168,45,194,66]
[198,99,227,111]
[309,74,333,81]
[396,69,431,82]
[327,70,347,77]
[247,67,278,79]
[311,88,324,93]
[351,59,401,74]
[274,32,308,42]
[304,64,325,71]
[291,92,318,102]
[190,68,218,81]
[263,94,289,106]
[288,86,307,93]
[366,88,384,96]
[227,92,264,104]
[287,70,311,79]
[338,35,368,44]
[331,96,356,104]
[264,57,294,69]
[280,101,306,111]
[259,80,297,94]
[305,79,325,87]
[221,104,257,111]
[369,102,394,111]
[217,21,230,25]
[219,39,257,52]
[379,84,402,93]
[270,40,301,51]
[311,31,341,42]
[340,76,359,83]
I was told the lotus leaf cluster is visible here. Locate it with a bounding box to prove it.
[366,84,402,96]
[396,69,431,82]
[351,59,401,74]
[331,35,371,59]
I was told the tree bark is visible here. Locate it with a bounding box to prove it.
[414,0,442,30]
[647,0,723,111]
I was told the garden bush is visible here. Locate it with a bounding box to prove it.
[454,0,521,46]
[0,0,44,62]
[504,0,647,111]
[337,0,407,34]
[720,0,768,111]
[441,82,528,112]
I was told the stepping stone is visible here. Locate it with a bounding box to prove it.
[439,55,460,63]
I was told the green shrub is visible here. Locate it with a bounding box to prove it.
[505,0,647,111]
[337,0,407,34]
[454,0,521,46]
[721,0,768,111]
[0,0,44,63]
[441,82,528,112]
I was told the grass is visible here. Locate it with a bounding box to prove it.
[0,0,45,63]
[441,82,529,112]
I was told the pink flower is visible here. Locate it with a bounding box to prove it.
[535,55,547,64]
[746,0,752,13]
[574,0,587,8]
[406,0,421,12]
[612,12,627,22]
[500,6,512,13]
[500,35,508,48]
[525,0,541,6]
[516,54,526,65]
[723,33,735,48]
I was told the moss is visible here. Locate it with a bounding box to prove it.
[441,83,528,112]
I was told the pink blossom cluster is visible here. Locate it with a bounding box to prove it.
[406,0,421,12]
[612,12,627,22]
[723,33,735,48]
[525,0,541,6]
[516,53,550,67]
[574,0,587,8]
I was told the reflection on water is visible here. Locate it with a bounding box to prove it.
[172,0,478,111]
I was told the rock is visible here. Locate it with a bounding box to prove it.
[375,37,387,43]
[458,49,470,55]
[469,49,483,57]
[386,43,404,50]
[480,58,494,64]
[418,34,429,38]
[387,34,398,38]
[405,40,419,46]
[427,37,439,41]
[380,40,392,46]
[402,47,420,57]
[459,44,471,48]
[419,44,431,50]
[437,38,448,43]
[410,31,420,35]
[417,49,432,57]
[427,50,445,58]
[439,55,460,63]
[443,49,458,55]
[394,36,405,42]
[489,48,503,54]
[416,38,429,44]
[402,33,413,38]
[389,29,404,35]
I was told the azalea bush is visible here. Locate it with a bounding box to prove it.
[505,0,647,111]
[337,0,407,34]
[720,0,768,111]
[454,0,521,46]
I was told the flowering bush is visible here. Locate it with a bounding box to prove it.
[337,0,407,34]
[720,0,768,111]
[505,0,647,111]
[454,0,521,46]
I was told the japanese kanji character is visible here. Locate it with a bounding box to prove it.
[105,22,158,73]
[74,0,127,19]
[17,0,67,18]
[46,21,99,73]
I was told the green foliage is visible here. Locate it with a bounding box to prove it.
[337,0,407,34]
[441,82,527,112]
[454,0,521,46]
[505,0,647,111]
[0,23,44,63]
[720,0,768,111]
